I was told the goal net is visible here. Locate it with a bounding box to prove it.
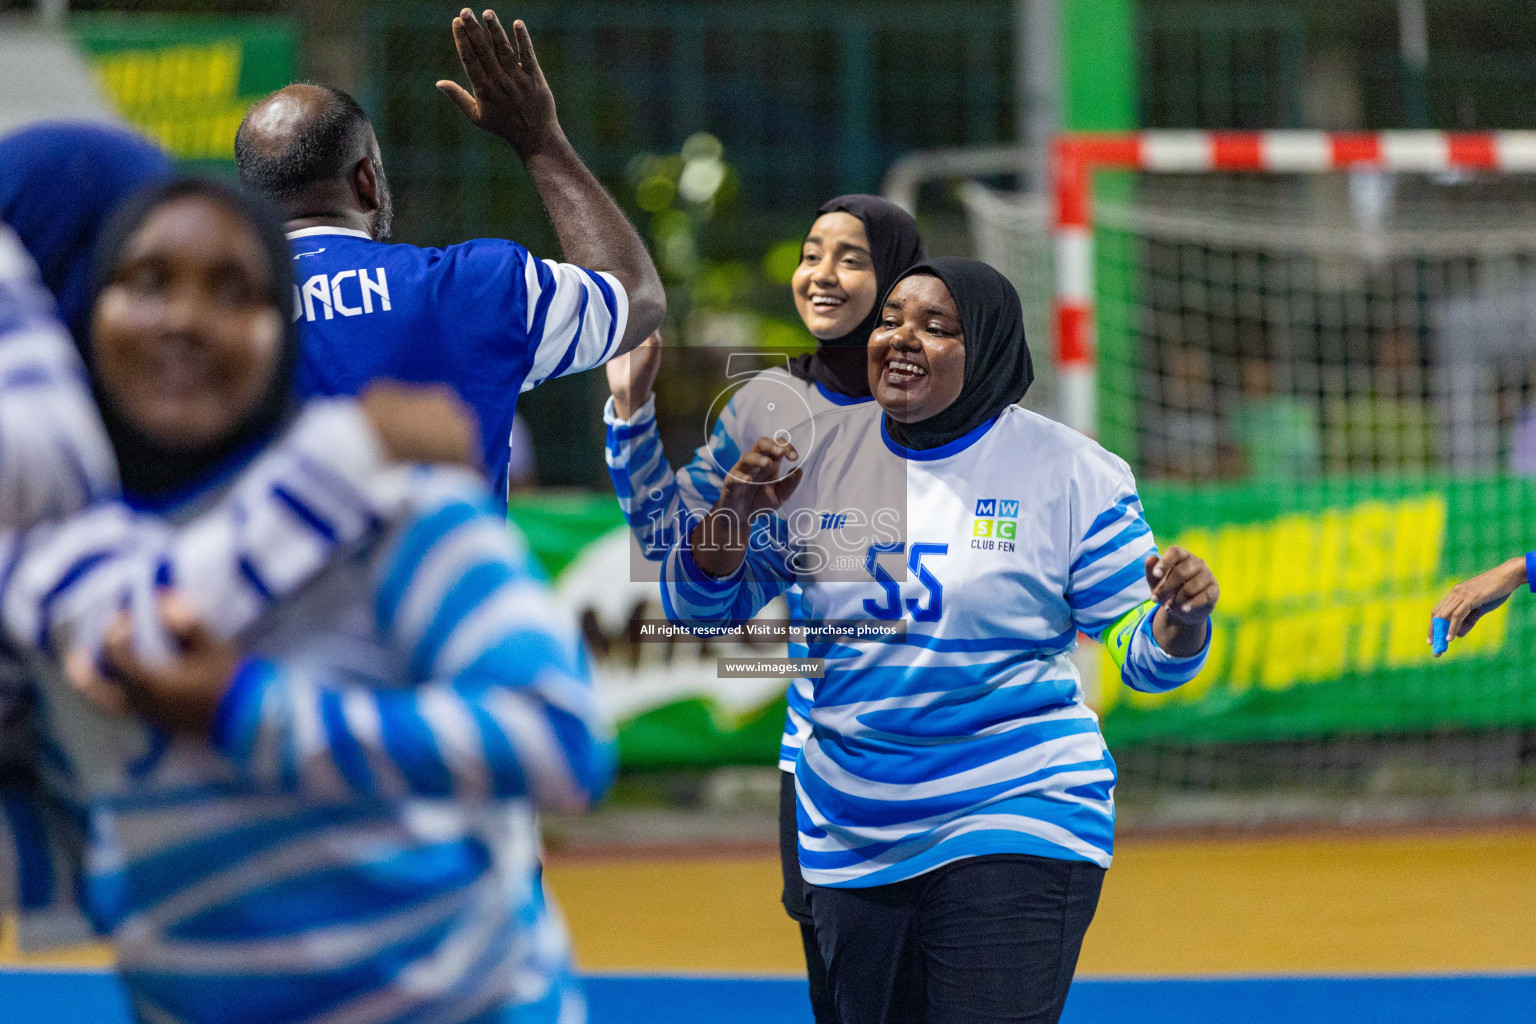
[961,133,1536,818]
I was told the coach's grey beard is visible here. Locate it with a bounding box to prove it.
[373,160,394,243]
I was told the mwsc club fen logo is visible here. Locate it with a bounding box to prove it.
[972,498,1018,552]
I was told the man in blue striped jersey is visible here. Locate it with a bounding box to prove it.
[235,9,665,501]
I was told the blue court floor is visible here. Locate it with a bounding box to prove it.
[4,970,1535,1023]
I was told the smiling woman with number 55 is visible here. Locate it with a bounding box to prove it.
[663,257,1220,1024]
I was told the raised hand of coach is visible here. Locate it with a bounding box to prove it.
[1145,546,1219,657]
[433,9,664,353]
[438,9,561,159]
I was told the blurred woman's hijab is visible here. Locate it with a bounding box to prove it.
[87,178,299,507]
[788,194,926,398]
[0,121,173,347]
[882,256,1034,451]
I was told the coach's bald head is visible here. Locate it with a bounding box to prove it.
[235,84,393,241]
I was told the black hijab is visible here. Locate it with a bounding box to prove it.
[787,194,925,398]
[882,257,1034,452]
[88,178,299,505]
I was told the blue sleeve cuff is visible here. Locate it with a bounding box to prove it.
[1142,608,1212,664]
[209,657,275,757]
[1526,552,1536,593]
[603,394,656,434]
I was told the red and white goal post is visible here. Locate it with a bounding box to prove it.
[1050,130,1536,436]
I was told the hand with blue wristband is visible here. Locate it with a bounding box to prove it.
[1429,554,1533,657]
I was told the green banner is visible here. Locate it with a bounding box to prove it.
[509,494,791,769]
[73,15,295,165]
[511,477,1536,768]
[1103,476,1536,745]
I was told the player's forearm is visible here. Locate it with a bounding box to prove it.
[1106,602,1208,693]
[3,402,397,665]
[1487,556,1529,596]
[661,526,782,629]
[522,134,665,351]
[170,401,397,632]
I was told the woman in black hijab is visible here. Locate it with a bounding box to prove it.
[608,194,924,418]
[23,176,613,1024]
[786,194,928,398]
[874,256,1036,451]
[87,177,299,510]
[602,194,924,1024]
[679,257,1222,1024]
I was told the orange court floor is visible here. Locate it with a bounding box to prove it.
[5,825,1536,977]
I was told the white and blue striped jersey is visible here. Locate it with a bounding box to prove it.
[3,401,404,665]
[0,223,115,533]
[604,369,874,770]
[662,404,1208,887]
[0,223,115,945]
[0,399,424,948]
[5,453,613,1024]
[0,227,455,953]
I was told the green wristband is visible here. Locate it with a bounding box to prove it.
[1103,600,1157,670]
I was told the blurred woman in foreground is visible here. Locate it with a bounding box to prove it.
[0,124,488,950]
[5,178,613,1024]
